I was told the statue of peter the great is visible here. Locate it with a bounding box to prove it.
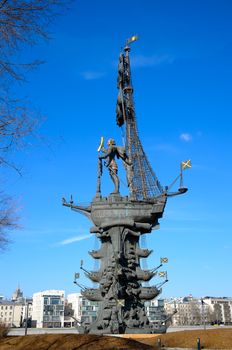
[98,138,131,194]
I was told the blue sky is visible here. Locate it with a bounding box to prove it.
[1,0,232,300]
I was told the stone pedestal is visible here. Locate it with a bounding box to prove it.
[81,194,167,334]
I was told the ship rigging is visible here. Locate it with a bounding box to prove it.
[115,36,190,200]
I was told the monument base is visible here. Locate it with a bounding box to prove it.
[78,323,167,335]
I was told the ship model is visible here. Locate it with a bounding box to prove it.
[63,36,190,334]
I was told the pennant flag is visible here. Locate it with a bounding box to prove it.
[159,271,166,277]
[127,35,138,44]
[181,159,192,170]
[161,257,168,263]
[117,299,125,307]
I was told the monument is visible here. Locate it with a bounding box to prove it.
[63,36,190,334]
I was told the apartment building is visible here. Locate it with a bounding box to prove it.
[3,287,232,328]
[164,296,232,326]
[165,296,208,326]
[0,287,32,327]
[66,292,82,323]
[65,293,99,326]
[145,299,167,325]
[0,301,21,327]
[32,290,65,328]
[203,297,232,325]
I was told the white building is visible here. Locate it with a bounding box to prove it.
[164,296,232,326]
[203,297,232,325]
[0,301,18,326]
[0,301,25,327]
[164,296,209,326]
[66,293,99,325]
[0,287,32,327]
[145,299,167,325]
[32,290,65,328]
[67,293,82,323]
[81,296,99,325]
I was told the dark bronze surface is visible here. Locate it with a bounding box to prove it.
[63,40,181,334]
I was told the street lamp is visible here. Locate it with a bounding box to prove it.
[201,298,206,330]
[24,301,32,336]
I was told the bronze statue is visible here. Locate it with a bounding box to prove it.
[63,36,189,335]
[98,138,130,194]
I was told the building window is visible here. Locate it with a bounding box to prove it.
[51,298,60,305]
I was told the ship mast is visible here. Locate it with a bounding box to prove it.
[116,38,163,201]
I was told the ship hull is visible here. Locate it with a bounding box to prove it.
[78,195,167,334]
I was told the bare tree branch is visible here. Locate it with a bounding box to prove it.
[0,0,70,249]
[0,192,19,250]
[0,0,68,81]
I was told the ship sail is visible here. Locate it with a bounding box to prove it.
[116,41,163,201]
